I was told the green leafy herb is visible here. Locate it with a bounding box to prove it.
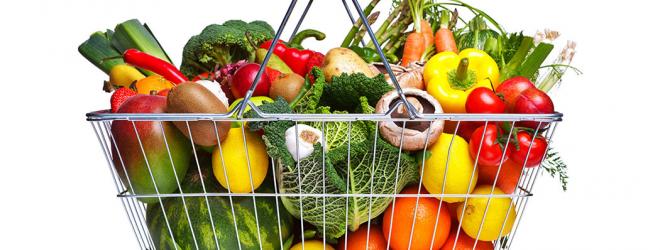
[542,147,568,191]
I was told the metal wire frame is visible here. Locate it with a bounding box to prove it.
[86,1,564,249]
[90,112,558,250]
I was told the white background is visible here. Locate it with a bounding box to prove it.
[1,0,659,249]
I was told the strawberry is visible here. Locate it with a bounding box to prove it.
[111,87,137,113]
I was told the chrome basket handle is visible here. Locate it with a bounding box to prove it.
[239,0,419,119]
[238,0,299,118]
[348,0,420,119]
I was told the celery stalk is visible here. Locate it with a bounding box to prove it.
[499,36,533,80]
[519,42,554,80]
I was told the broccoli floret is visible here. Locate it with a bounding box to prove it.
[222,20,249,29]
[180,20,275,78]
[320,73,393,112]
[250,20,276,36]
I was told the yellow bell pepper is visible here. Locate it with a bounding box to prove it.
[423,49,500,113]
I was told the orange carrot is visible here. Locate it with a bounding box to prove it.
[401,0,430,67]
[401,32,426,67]
[435,10,458,53]
[420,20,434,48]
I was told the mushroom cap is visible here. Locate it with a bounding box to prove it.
[375,88,444,151]
[372,62,425,90]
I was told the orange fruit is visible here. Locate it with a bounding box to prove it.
[477,161,524,194]
[382,186,452,250]
[441,227,494,250]
[338,224,387,250]
[134,75,174,94]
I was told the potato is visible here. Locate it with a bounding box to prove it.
[322,47,377,82]
[166,81,230,146]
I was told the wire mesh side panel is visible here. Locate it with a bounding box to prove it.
[89,114,558,250]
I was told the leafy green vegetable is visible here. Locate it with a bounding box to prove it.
[180,20,275,78]
[112,19,172,67]
[357,96,375,114]
[500,32,525,65]
[456,15,500,51]
[291,67,326,114]
[78,30,123,74]
[278,138,418,238]
[320,73,393,111]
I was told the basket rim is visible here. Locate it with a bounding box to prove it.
[86,109,563,122]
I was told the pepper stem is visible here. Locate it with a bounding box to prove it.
[447,57,477,91]
[456,58,470,82]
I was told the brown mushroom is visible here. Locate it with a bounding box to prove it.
[375,88,444,151]
[371,62,425,90]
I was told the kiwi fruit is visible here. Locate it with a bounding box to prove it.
[166,81,230,146]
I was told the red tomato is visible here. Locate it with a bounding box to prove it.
[457,121,483,141]
[510,131,548,167]
[465,87,506,113]
[495,76,535,111]
[469,124,510,167]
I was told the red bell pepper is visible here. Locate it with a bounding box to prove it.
[259,40,324,77]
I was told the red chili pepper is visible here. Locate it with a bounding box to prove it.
[123,49,188,84]
[259,40,323,77]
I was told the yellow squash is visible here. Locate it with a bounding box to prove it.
[423,49,500,113]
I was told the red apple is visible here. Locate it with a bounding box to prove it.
[229,63,271,98]
[496,76,535,111]
[514,88,555,128]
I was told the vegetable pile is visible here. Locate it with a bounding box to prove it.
[81,1,578,249]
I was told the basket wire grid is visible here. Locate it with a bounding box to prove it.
[87,0,563,249]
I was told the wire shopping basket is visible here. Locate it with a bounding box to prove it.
[86,0,564,249]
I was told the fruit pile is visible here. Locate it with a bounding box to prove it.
[82,1,576,249]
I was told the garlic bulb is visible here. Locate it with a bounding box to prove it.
[285,124,324,161]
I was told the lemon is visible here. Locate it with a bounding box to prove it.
[457,185,517,241]
[290,240,335,250]
[422,133,478,203]
[212,127,268,193]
